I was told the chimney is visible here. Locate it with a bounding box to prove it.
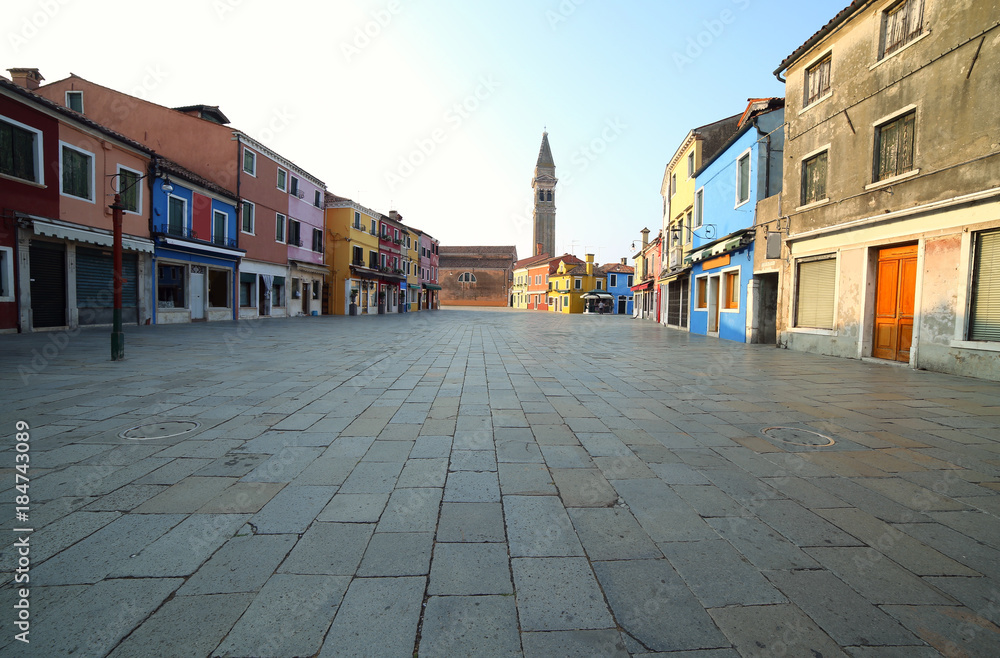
[641,227,650,249]
[586,253,594,276]
[8,68,44,90]
[389,210,399,220]
[536,242,544,256]
[620,257,627,266]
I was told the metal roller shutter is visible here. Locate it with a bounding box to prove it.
[970,230,1000,342]
[76,247,137,308]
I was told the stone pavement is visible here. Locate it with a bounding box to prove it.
[1,308,999,657]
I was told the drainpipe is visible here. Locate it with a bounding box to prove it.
[754,118,771,197]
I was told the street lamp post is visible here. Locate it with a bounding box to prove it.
[110,193,125,360]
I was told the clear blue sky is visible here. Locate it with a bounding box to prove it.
[5,0,848,264]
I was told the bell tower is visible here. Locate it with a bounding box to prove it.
[532,131,557,256]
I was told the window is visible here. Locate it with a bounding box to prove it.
[354,211,362,229]
[724,270,740,310]
[369,251,379,269]
[208,269,229,308]
[66,91,84,113]
[736,151,751,206]
[874,111,915,182]
[239,272,255,306]
[627,275,633,287]
[596,280,603,290]
[241,200,254,233]
[272,276,285,306]
[243,148,256,176]
[969,229,1000,341]
[277,168,287,191]
[458,272,477,283]
[290,176,299,196]
[60,143,94,201]
[394,229,399,241]
[694,188,704,228]
[381,254,387,270]
[695,276,708,309]
[880,0,924,59]
[804,56,831,106]
[314,190,321,207]
[292,277,301,298]
[574,278,582,290]
[795,257,837,329]
[802,151,829,205]
[167,195,185,236]
[371,219,377,234]
[313,228,324,253]
[0,246,14,301]
[687,152,695,178]
[313,281,321,300]
[157,263,185,308]
[275,213,286,242]
[288,219,301,246]
[117,166,141,213]
[670,173,676,196]
[0,117,42,184]
[212,210,227,246]
[353,245,363,265]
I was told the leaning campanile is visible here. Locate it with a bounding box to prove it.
[532,131,557,257]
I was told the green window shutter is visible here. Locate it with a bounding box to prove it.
[970,230,1000,341]
[796,258,836,329]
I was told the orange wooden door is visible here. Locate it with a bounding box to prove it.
[873,245,917,362]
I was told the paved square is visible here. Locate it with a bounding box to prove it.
[2,308,999,656]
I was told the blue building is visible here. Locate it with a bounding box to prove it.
[600,260,635,315]
[687,99,784,342]
[151,159,245,324]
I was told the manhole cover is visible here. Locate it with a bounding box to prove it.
[761,426,836,447]
[119,421,201,440]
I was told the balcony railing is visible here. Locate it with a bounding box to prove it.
[155,224,239,249]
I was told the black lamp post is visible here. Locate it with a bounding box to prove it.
[107,169,172,361]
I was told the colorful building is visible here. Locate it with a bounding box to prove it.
[324,195,380,315]
[548,254,597,314]
[377,211,407,313]
[285,168,327,317]
[438,246,517,307]
[688,99,784,343]
[512,251,550,310]
[526,255,555,311]
[599,260,635,315]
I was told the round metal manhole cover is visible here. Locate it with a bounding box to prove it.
[761,426,836,447]
[119,421,201,440]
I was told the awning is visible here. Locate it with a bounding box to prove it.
[422,283,442,290]
[581,290,614,300]
[687,229,752,265]
[290,260,329,276]
[630,281,652,292]
[32,218,155,254]
[161,237,244,259]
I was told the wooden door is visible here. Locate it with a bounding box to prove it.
[873,245,917,362]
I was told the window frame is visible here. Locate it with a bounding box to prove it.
[314,190,322,207]
[212,209,228,246]
[243,147,257,177]
[241,200,255,234]
[967,228,1000,342]
[275,212,286,243]
[156,262,187,309]
[694,187,705,228]
[722,268,740,311]
[0,246,14,302]
[59,141,95,202]
[610,273,617,288]
[167,194,187,236]
[353,245,364,265]
[695,275,708,309]
[208,268,230,309]
[803,54,832,108]
[800,147,830,207]
[879,0,925,60]
[65,90,84,113]
[313,228,324,253]
[873,108,916,184]
[116,164,143,214]
[687,151,695,178]
[735,148,752,208]
[288,219,301,247]
[276,168,287,191]
[574,278,582,290]
[793,255,838,331]
[0,115,44,185]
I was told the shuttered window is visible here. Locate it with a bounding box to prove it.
[874,111,915,182]
[795,257,836,329]
[881,0,924,58]
[61,144,93,200]
[801,151,828,205]
[804,56,831,106]
[1,118,39,182]
[969,230,1000,342]
[118,167,140,213]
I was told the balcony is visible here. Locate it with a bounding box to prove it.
[155,223,239,249]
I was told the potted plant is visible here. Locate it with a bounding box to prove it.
[349,289,359,316]
[377,289,386,314]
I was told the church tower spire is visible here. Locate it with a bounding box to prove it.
[532,131,557,256]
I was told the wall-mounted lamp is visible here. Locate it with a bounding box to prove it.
[671,223,716,243]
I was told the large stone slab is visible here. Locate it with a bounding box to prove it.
[660,539,786,607]
[319,577,425,657]
[279,522,374,575]
[497,462,557,495]
[357,531,433,576]
[551,468,618,507]
[419,596,522,657]
[110,513,249,577]
[437,502,507,542]
[133,476,238,513]
[444,470,501,503]
[377,487,443,532]
[567,508,661,561]
[512,557,614,631]
[612,478,716,542]
[179,533,297,595]
[709,603,848,658]
[249,485,337,534]
[504,495,583,557]
[428,542,513,594]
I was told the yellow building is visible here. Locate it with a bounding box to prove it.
[324,194,381,315]
[405,229,420,311]
[548,254,597,313]
[658,114,741,327]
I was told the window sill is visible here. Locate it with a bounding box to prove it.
[869,31,931,70]
[796,198,831,212]
[241,230,255,236]
[950,340,1000,353]
[0,172,45,187]
[787,327,838,336]
[865,169,920,191]
[798,93,832,115]
[720,307,740,313]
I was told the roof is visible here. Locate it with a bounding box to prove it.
[171,104,231,125]
[0,76,155,158]
[598,263,634,274]
[664,113,742,183]
[159,158,237,200]
[774,1,869,79]
[514,252,551,270]
[440,245,518,257]
[440,257,515,270]
[557,264,591,277]
[536,131,555,168]
[696,98,785,176]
